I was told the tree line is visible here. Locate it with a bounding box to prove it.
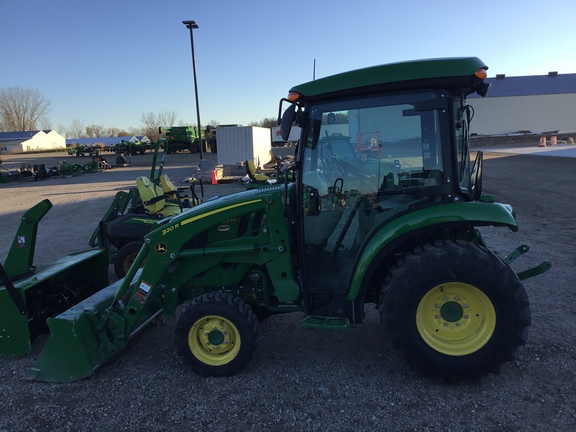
[0,86,278,141]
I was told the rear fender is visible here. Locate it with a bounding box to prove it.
[347,201,517,301]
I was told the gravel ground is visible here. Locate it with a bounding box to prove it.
[0,149,575,431]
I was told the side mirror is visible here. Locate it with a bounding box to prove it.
[280,103,296,141]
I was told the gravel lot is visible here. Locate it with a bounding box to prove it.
[0,149,574,431]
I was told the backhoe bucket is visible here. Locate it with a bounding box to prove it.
[0,200,109,357]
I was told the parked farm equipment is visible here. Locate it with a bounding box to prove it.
[58,157,110,176]
[2,57,552,384]
[67,144,102,157]
[162,125,217,154]
[114,140,154,155]
[0,200,109,357]
[89,138,203,278]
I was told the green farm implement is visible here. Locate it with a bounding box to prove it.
[161,125,216,154]
[0,200,109,357]
[2,57,551,383]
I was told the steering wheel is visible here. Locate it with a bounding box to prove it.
[331,156,371,179]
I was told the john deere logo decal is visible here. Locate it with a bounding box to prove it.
[155,243,167,254]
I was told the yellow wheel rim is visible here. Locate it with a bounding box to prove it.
[188,315,241,366]
[122,249,146,274]
[416,282,496,356]
[122,252,139,274]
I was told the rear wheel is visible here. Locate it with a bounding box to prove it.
[379,240,530,381]
[175,292,259,377]
[113,241,144,279]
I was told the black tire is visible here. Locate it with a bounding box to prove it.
[113,240,144,279]
[379,240,530,381]
[190,140,199,153]
[175,292,259,377]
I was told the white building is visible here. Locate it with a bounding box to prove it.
[468,72,576,135]
[0,130,66,153]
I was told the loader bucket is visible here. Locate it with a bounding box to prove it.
[29,267,165,383]
[28,281,120,383]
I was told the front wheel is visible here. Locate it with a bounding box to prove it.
[175,293,259,377]
[379,240,530,381]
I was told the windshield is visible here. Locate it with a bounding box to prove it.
[302,92,445,198]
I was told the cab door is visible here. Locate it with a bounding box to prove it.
[296,92,448,295]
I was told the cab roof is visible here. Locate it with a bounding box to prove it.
[290,57,488,98]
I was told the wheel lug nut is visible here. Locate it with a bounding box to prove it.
[455,297,460,301]
[455,323,460,327]
[443,297,448,301]
[444,323,449,327]
[435,315,441,319]
[463,304,468,308]
[435,304,440,309]
[464,315,468,319]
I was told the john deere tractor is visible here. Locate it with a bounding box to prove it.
[1,57,551,383]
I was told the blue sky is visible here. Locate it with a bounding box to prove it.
[1,0,575,135]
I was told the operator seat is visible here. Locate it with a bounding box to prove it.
[160,174,195,207]
[246,160,269,184]
[136,176,182,218]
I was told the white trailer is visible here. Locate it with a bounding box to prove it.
[216,126,272,169]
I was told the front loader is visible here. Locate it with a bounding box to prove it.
[13,57,553,383]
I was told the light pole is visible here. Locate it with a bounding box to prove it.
[182,20,204,160]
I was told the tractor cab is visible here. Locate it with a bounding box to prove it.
[279,59,489,309]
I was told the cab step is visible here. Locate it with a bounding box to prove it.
[302,316,350,330]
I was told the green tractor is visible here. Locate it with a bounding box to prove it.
[2,57,551,383]
[89,138,204,279]
[162,125,215,154]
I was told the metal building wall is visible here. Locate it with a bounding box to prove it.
[468,93,576,135]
